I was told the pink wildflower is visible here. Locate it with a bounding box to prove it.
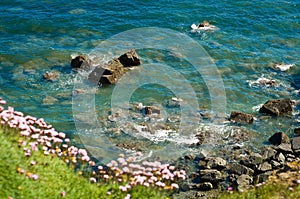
[30,161,36,166]
[171,183,179,189]
[124,194,131,199]
[90,177,97,183]
[31,174,39,181]
[60,191,66,197]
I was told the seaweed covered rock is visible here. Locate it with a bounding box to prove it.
[259,98,293,116]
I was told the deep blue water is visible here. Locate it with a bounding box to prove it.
[0,0,299,161]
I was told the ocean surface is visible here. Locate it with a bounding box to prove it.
[0,0,299,162]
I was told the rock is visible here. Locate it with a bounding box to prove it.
[144,106,160,115]
[268,132,290,145]
[118,49,141,67]
[240,153,263,170]
[206,157,227,170]
[166,97,183,108]
[199,110,215,120]
[261,147,277,160]
[236,174,253,192]
[132,102,144,111]
[196,182,214,191]
[292,136,300,151]
[198,149,209,160]
[87,50,141,85]
[88,59,124,85]
[43,71,60,81]
[294,127,300,137]
[71,55,92,70]
[259,98,293,116]
[276,152,285,164]
[228,163,254,176]
[277,143,293,153]
[270,160,282,169]
[257,162,272,172]
[230,111,254,124]
[254,171,273,184]
[199,169,224,184]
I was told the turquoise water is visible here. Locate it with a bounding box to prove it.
[0,0,299,161]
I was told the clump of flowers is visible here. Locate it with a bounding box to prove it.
[0,96,186,196]
[93,153,185,192]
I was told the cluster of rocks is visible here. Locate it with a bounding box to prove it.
[230,98,294,124]
[174,97,299,198]
[70,49,141,85]
[176,128,300,196]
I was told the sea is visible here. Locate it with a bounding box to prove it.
[0,0,299,162]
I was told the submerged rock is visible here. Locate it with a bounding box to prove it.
[259,98,293,116]
[42,96,58,105]
[268,132,290,146]
[230,111,254,124]
[43,71,60,81]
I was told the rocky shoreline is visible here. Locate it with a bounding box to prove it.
[69,51,299,198]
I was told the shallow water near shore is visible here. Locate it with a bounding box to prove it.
[0,0,299,162]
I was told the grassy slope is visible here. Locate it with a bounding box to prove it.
[0,127,166,199]
[2,126,300,199]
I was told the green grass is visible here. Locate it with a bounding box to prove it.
[216,183,300,199]
[0,126,168,199]
[2,125,300,199]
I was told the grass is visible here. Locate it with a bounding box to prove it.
[0,126,168,199]
[216,182,300,199]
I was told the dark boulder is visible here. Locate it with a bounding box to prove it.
[118,49,141,67]
[230,111,254,124]
[268,132,290,145]
[87,50,141,85]
[71,55,92,70]
[259,98,293,116]
[294,127,300,137]
[88,59,124,85]
[144,106,161,115]
[195,182,213,191]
